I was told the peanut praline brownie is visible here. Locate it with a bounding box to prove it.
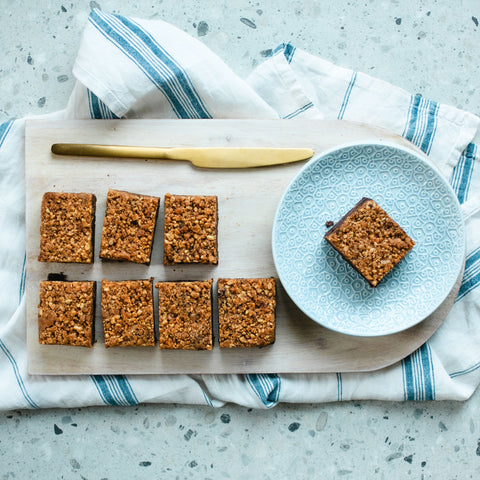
[156,280,213,350]
[101,279,155,348]
[324,197,415,287]
[217,278,276,348]
[38,280,96,347]
[163,193,218,265]
[100,189,160,264]
[38,192,96,263]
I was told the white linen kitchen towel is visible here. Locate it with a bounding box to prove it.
[1,9,480,409]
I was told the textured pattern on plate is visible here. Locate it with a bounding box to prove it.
[272,144,465,336]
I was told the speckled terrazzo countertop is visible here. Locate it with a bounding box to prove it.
[1,1,480,478]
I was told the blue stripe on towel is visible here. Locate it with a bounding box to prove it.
[91,375,121,405]
[99,10,211,118]
[114,375,139,405]
[115,13,211,118]
[338,72,357,120]
[88,90,119,119]
[89,10,211,119]
[402,343,435,401]
[283,101,314,119]
[1,123,24,306]
[0,120,14,147]
[461,246,480,281]
[456,246,480,302]
[402,94,439,155]
[451,143,477,204]
[0,120,37,409]
[457,271,480,303]
[1,123,27,307]
[272,43,296,63]
[202,391,213,407]
[18,253,26,305]
[283,43,296,63]
[0,339,39,408]
[91,375,139,406]
[246,374,281,408]
[0,121,37,408]
[336,373,343,401]
[455,247,480,302]
[450,360,480,378]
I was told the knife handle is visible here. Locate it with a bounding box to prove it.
[51,143,180,160]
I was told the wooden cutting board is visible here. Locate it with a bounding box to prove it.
[24,119,463,375]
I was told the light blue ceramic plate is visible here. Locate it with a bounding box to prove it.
[272,143,465,336]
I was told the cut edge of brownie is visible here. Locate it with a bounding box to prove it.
[90,194,97,263]
[324,197,415,288]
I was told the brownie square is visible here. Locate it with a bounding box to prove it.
[38,280,96,347]
[101,279,155,347]
[218,278,276,348]
[163,193,218,265]
[38,192,96,263]
[100,189,160,264]
[324,197,415,287]
[156,280,213,350]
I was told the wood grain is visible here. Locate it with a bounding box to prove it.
[24,119,463,375]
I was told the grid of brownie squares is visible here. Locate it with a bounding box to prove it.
[38,189,277,350]
[38,280,96,347]
[38,192,96,263]
[156,280,213,350]
[101,279,155,348]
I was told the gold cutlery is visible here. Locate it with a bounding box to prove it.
[51,143,314,168]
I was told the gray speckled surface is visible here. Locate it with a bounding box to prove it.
[2,0,480,122]
[1,401,480,478]
[1,0,480,478]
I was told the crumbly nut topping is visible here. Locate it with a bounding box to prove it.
[38,281,95,347]
[101,279,155,347]
[218,278,276,348]
[325,198,415,287]
[38,192,96,263]
[156,280,213,350]
[100,189,160,264]
[163,194,218,265]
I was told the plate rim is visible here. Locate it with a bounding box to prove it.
[272,140,466,337]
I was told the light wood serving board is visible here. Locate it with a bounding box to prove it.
[25,119,463,375]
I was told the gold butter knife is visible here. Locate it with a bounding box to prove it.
[51,143,314,168]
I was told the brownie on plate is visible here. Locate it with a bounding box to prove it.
[324,197,415,287]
